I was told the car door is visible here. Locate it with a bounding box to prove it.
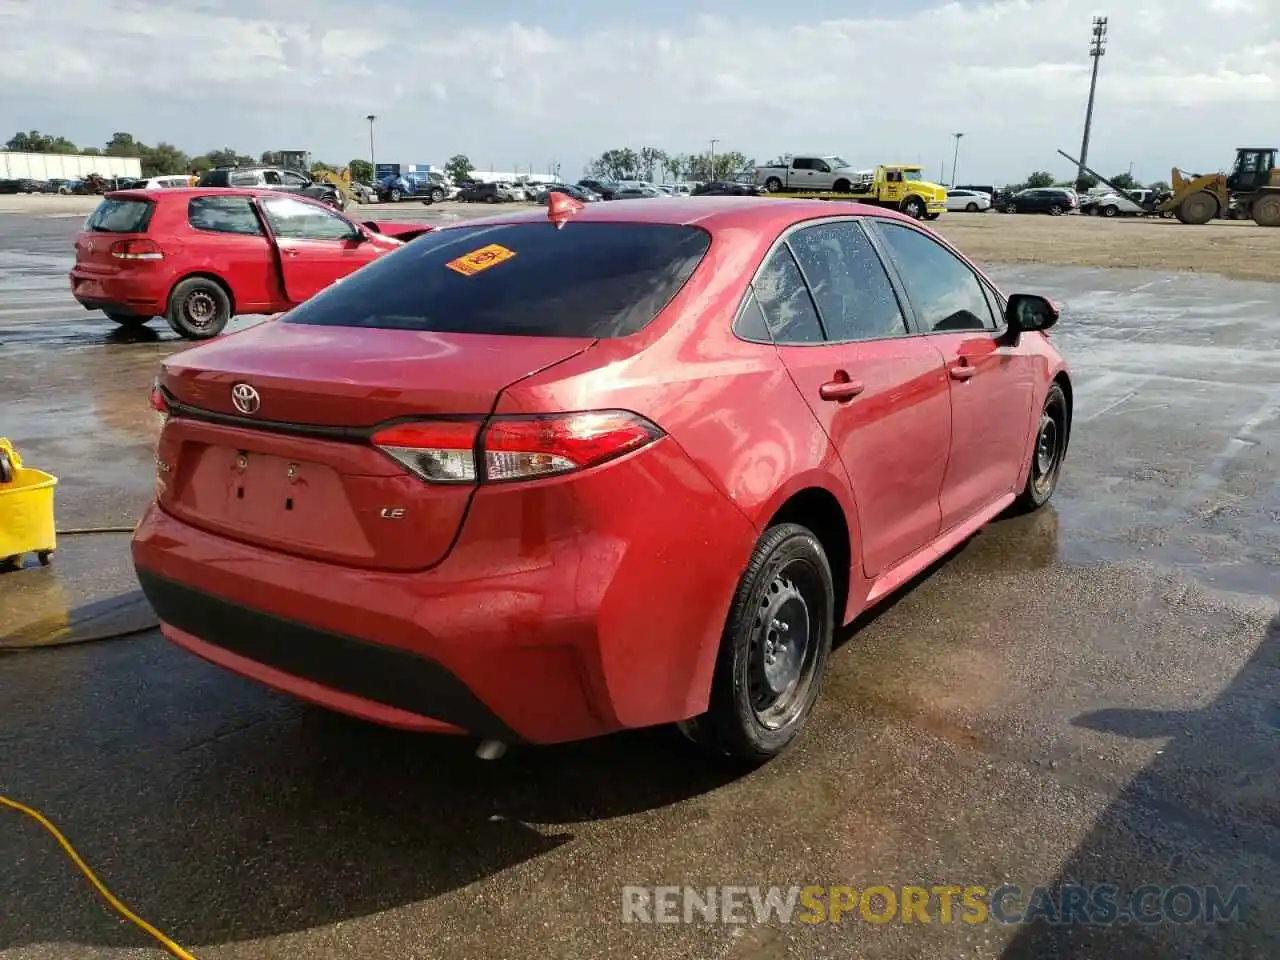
[258,195,375,303]
[185,195,277,312]
[791,158,816,188]
[868,219,1037,531]
[810,159,835,190]
[755,220,952,578]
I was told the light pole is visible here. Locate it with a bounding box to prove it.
[709,138,719,179]
[1076,16,1108,189]
[365,114,377,180]
[950,133,964,188]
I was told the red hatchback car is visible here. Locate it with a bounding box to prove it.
[70,188,430,339]
[132,197,1072,762]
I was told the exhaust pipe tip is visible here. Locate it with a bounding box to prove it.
[476,739,507,761]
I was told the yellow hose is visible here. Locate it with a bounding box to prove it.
[0,794,198,960]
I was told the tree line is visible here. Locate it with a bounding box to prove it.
[1009,170,1170,195]
[4,130,377,183]
[585,146,753,183]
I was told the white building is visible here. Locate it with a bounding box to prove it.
[0,152,142,180]
[468,170,560,185]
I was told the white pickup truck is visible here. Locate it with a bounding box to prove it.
[1083,187,1156,217]
[754,155,865,193]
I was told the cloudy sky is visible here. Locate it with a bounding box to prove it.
[1,0,1277,184]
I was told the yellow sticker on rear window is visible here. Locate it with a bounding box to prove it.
[446,243,517,276]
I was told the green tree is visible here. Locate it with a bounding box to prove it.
[638,146,667,183]
[1147,180,1171,194]
[714,150,749,181]
[1109,172,1140,190]
[138,142,189,177]
[260,150,283,167]
[589,148,641,180]
[444,154,473,183]
[5,130,79,153]
[1025,171,1056,189]
[349,159,373,183]
[104,132,141,157]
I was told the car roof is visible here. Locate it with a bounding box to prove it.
[443,195,920,233]
[105,186,313,202]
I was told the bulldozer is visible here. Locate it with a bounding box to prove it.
[1158,147,1280,226]
[271,149,360,206]
[1057,147,1279,226]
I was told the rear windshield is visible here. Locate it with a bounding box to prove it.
[282,221,712,338]
[85,199,154,233]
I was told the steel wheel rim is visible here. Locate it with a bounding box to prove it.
[184,291,216,328]
[747,560,822,730]
[1033,413,1060,494]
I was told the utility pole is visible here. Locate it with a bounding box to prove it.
[950,133,964,188]
[365,114,377,178]
[709,138,719,179]
[1076,16,1107,190]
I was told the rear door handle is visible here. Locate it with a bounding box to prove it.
[282,247,299,257]
[819,378,866,402]
[949,364,977,381]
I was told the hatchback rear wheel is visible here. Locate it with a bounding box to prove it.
[166,277,230,340]
[679,522,834,763]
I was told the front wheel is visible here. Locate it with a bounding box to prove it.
[965,202,979,212]
[166,277,230,340]
[388,188,402,203]
[901,197,925,219]
[1102,205,1119,218]
[430,187,445,203]
[1006,203,1018,214]
[679,523,834,763]
[1015,383,1069,512]
[1049,204,1065,216]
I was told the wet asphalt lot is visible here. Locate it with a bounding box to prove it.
[1,211,1278,960]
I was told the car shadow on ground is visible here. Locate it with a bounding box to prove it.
[999,611,1280,957]
[0,638,745,951]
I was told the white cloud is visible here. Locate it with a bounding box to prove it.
[0,0,1277,183]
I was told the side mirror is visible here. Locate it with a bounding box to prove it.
[1005,293,1060,334]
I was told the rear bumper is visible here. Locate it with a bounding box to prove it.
[69,267,170,316]
[131,439,758,743]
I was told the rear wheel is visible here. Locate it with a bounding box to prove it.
[1015,383,1068,512]
[1102,204,1119,217]
[430,187,445,203]
[1252,193,1280,227]
[764,176,783,193]
[678,523,834,763]
[105,312,151,327]
[388,188,402,203]
[1049,204,1065,216]
[166,277,230,340]
[1006,202,1018,214]
[1176,191,1218,224]
[965,202,979,212]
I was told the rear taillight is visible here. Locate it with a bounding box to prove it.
[111,238,163,260]
[370,411,664,484]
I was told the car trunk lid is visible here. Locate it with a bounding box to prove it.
[156,322,594,570]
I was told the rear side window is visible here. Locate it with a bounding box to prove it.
[788,221,907,342]
[752,246,824,344]
[85,199,153,233]
[282,222,712,339]
[188,196,263,236]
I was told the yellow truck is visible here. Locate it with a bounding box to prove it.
[757,161,948,220]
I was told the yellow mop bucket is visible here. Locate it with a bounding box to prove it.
[0,438,58,569]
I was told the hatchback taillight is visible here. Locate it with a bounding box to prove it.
[371,411,665,484]
[111,238,163,260]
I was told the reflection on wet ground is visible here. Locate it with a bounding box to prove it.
[0,218,1277,959]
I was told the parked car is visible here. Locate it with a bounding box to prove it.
[132,196,1072,762]
[663,183,693,197]
[1003,188,1078,216]
[945,189,992,213]
[69,188,431,339]
[197,166,345,210]
[537,184,601,204]
[613,182,663,199]
[457,182,521,203]
[692,180,766,197]
[41,179,73,195]
[578,178,619,200]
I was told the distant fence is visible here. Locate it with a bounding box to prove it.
[0,152,143,180]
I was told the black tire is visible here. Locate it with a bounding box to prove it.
[1015,383,1069,512]
[484,194,497,204]
[965,202,979,212]
[902,196,925,219]
[1102,204,1119,218]
[833,179,851,194]
[1176,191,1217,225]
[1049,204,1065,216]
[0,556,20,572]
[0,449,13,484]
[37,550,53,566]
[1007,203,1018,214]
[166,277,230,340]
[389,188,402,203]
[679,523,835,763]
[764,177,783,193]
[1252,193,1280,227]
[105,312,151,327]
[430,187,445,203]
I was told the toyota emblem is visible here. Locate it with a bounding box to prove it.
[231,383,261,415]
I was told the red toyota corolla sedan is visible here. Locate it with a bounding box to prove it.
[132,196,1072,762]
[70,187,431,339]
